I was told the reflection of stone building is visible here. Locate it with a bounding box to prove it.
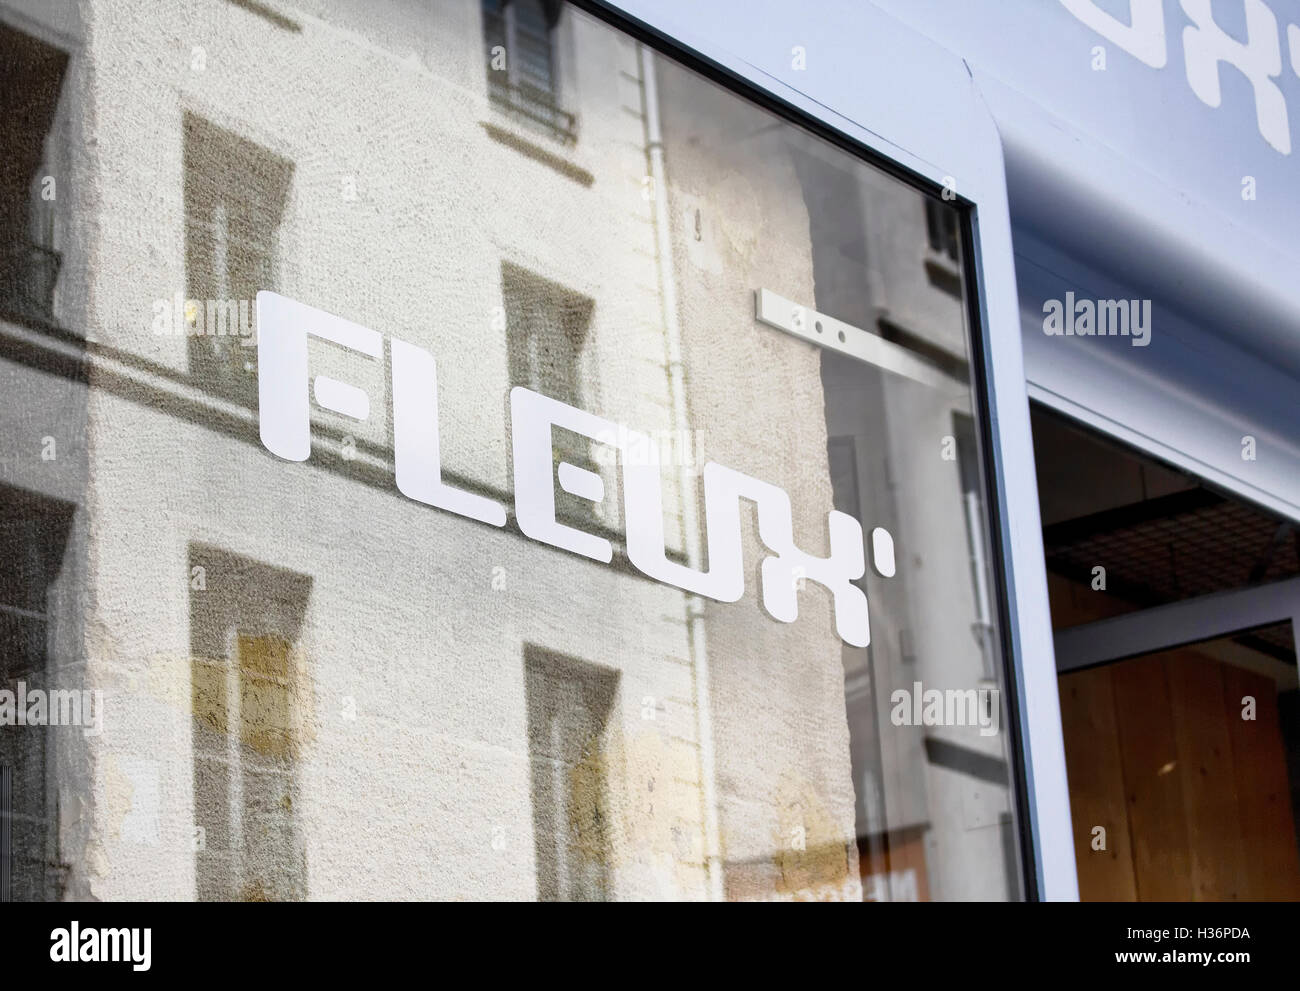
[653,58,1015,901]
[0,0,1008,902]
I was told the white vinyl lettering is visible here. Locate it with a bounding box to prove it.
[260,294,888,648]
[256,290,381,462]
[623,457,744,603]
[626,460,870,646]
[1060,0,1167,68]
[1181,0,1288,155]
[392,337,506,526]
[510,386,615,563]
[1060,0,1298,155]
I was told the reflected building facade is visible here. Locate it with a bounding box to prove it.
[0,0,1017,901]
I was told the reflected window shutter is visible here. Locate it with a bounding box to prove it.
[1,764,11,903]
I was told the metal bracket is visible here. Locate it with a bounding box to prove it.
[754,288,960,391]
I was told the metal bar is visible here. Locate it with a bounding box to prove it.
[1054,575,1300,672]
[754,287,963,392]
[1042,486,1223,550]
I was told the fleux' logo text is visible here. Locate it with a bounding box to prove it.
[256,291,893,647]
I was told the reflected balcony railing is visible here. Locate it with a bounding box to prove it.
[488,77,578,145]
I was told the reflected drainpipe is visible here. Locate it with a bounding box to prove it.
[964,489,997,683]
[638,43,725,901]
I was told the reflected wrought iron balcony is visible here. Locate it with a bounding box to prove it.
[0,241,62,329]
[488,77,578,145]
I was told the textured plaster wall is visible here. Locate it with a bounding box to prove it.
[86,393,715,898]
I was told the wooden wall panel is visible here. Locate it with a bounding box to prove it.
[1058,664,1136,900]
[1053,574,1299,901]
[1063,653,1300,901]
[1165,651,1245,901]
[1222,666,1300,901]
[1110,655,1196,900]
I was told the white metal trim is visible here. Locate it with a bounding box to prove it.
[755,288,964,392]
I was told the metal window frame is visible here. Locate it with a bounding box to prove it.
[583,0,1077,899]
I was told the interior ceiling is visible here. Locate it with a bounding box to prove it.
[1033,407,1299,664]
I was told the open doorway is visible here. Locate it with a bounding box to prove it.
[1031,405,1300,901]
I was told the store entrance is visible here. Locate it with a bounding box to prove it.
[1031,405,1300,901]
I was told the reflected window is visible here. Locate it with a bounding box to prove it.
[189,545,312,902]
[924,198,960,263]
[503,261,601,525]
[183,113,292,404]
[525,646,617,901]
[0,483,72,902]
[0,23,68,329]
[0,763,11,903]
[483,0,575,143]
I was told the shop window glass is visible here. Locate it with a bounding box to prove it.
[0,0,1020,902]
